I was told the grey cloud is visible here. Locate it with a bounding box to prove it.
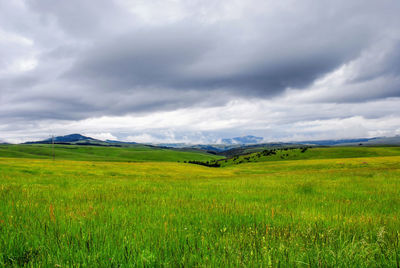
[26,0,129,38]
[66,24,216,89]
[1,0,400,142]
[299,40,400,103]
[65,6,377,97]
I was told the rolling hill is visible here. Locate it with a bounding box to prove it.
[193,146,400,167]
[0,144,222,162]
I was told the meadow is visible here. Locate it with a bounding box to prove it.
[0,146,399,266]
[0,144,220,162]
[216,146,400,167]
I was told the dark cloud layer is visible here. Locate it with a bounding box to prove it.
[66,3,378,97]
[1,0,400,142]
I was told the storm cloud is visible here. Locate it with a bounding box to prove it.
[1,0,400,142]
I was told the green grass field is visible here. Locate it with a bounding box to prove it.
[216,146,400,167]
[0,144,221,162]
[0,146,400,266]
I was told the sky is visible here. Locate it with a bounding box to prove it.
[1,0,400,144]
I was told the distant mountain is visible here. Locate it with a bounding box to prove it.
[25,134,99,144]
[188,144,243,152]
[297,138,377,146]
[19,133,400,154]
[106,140,137,145]
[23,134,159,148]
[221,135,264,145]
[157,143,188,148]
[335,136,400,146]
[157,143,239,151]
[53,134,96,143]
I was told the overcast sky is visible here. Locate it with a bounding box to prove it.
[1,0,400,144]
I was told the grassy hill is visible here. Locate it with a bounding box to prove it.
[209,146,400,167]
[0,151,399,266]
[0,144,222,162]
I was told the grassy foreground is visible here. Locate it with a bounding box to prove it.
[0,150,400,266]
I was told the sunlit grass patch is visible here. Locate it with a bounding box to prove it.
[0,150,399,266]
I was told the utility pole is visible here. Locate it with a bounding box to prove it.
[52,134,55,161]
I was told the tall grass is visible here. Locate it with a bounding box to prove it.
[0,153,399,266]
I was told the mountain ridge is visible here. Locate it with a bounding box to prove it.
[18,133,400,151]
[24,134,98,144]
[221,135,264,145]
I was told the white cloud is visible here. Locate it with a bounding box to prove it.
[1,96,400,143]
[83,132,117,141]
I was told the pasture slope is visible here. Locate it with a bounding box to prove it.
[0,144,221,162]
[215,146,400,167]
[0,146,399,266]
